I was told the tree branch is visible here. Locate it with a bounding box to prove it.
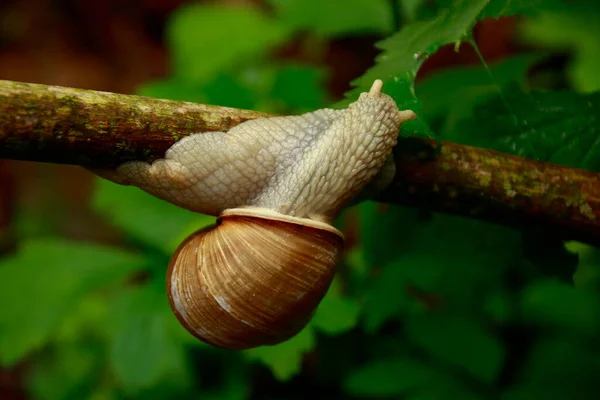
[2,80,599,246]
[0,80,266,168]
[381,138,600,246]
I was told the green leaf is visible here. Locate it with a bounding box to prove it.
[521,5,600,92]
[197,364,250,400]
[137,72,260,110]
[198,73,260,110]
[433,0,553,18]
[267,0,393,37]
[0,239,146,366]
[416,53,542,132]
[360,207,522,331]
[522,229,578,284]
[484,289,512,324]
[404,314,505,384]
[358,202,423,268]
[343,358,442,397]
[408,383,484,400]
[311,279,361,335]
[502,385,597,400]
[479,0,551,18]
[108,285,191,393]
[25,343,102,400]
[521,338,600,390]
[138,63,327,118]
[136,78,209,104]
[503,338,600,399]
[568,242,600,288]
[92,178,213,254]
[520,279,600,332]
[244,327,315,381]
[449,85,600,171]
[358,203,431,332]
[54,293,110,343]
[270,65,328,112]
[361,261,411,333]
[167,3,291,83]
[344,0,491,136]
[399,0,428,22]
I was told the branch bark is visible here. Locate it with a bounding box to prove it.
[0,80,266,168]
[2,79,600,246]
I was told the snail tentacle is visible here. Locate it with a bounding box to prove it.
[111,79,416,220]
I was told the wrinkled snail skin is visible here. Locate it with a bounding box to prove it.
[103,80,417,350]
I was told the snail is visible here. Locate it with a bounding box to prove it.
[99,79,416,350]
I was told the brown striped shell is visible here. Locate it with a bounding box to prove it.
[166,207,344,350]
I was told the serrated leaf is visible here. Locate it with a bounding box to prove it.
[449,85,600,171]
[416,54,542,131]
[0,239,146,366]
[311,279,361,335]
[404,314,505,384]
[343,358,442,397]
[344,0,491,137]
[167,3,291,83]
[267,0,392,37]
[433,0,553,19]
[244,327,315,381]
[91,178,210,254]
[479,0,550,18]
[108,286,190,393]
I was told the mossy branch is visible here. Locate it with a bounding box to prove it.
[0,80,265,167]
[2,79,600,246]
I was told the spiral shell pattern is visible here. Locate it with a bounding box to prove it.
[167,208,344,350]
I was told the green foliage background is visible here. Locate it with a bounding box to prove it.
[2,0,600,399]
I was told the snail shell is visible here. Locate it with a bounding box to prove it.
[167,207,343,350]
[102,79,417,350]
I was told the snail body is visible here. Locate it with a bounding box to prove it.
[103,80,416,349]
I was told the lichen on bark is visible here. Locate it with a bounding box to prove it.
[0,80,266,167]
[2,79,600,247]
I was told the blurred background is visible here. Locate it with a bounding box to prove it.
[1,0,600,399]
